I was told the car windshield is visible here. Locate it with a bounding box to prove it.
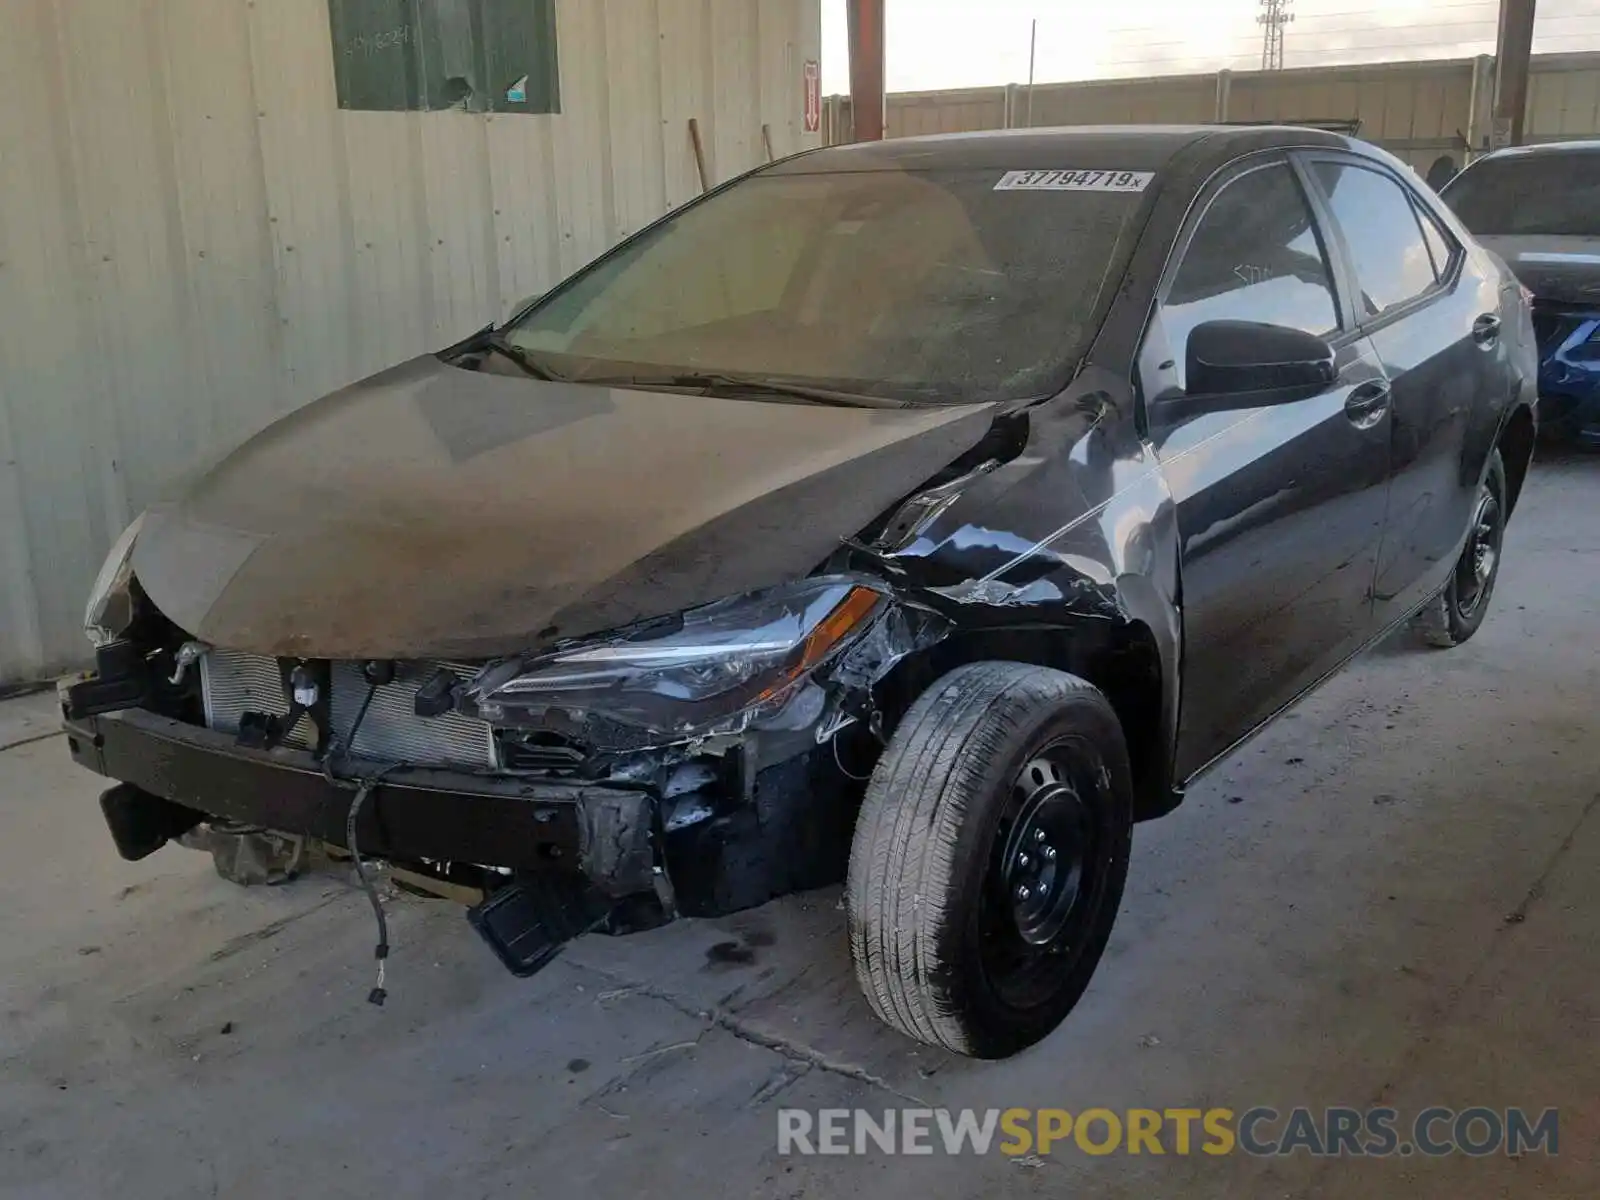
[1442,151,1600,237]
[502,167,1151,404]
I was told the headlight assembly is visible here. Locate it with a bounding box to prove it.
[83,513,145,647]
[461,577,884,744]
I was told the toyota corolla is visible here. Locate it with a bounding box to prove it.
[64,126,1535,1058]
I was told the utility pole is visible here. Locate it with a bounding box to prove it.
[1491,0,1537,148]
[1257,0,1293,71]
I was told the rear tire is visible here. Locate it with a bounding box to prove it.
[846,661,1133,1059]
[1412,449,1507,648]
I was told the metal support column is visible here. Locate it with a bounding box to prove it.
[846,0,886,141]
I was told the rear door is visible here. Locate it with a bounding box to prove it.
[1300,154,1506,624]
[1141,155,1393,777]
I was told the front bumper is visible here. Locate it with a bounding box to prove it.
[65,708,655,880]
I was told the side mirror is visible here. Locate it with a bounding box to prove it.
[1185,319,1336,400]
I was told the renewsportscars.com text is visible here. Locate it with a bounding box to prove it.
[776,1106,1559,1158]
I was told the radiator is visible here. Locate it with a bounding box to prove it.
[200,648,496,770]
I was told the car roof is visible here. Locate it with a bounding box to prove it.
[769,124,1355,175]
[1472,139,1600,161]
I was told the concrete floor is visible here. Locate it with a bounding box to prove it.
[2,457,1597,1199]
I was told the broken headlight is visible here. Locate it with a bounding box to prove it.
[461,577,884,744]
[83,513,145,647]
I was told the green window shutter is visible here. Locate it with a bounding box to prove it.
[328,0,559,114]
[328,0,426,112]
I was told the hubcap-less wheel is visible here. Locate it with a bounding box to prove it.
[1411,448,1509,649]
[999,754,1090,946]
[1456,488,1502,619]
[978,741,1106,1010]
[847,661,1134,1058]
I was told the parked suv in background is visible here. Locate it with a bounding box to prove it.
[65,127,1536,1058]
[1442,140,1600,447]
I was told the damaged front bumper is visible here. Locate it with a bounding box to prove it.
[61,573,954,978]
[65,695,868,919]
[65,707,624,877]
[67,705,691,979]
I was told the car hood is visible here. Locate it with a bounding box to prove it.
[132,355,996,659]
[1477,234,1600,307]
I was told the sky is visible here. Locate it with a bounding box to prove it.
[820,0,1600,94]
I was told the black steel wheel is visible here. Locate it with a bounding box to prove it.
[976,746,1108,1011]
[847,661,1133,1059]
[1413,449,1508,648]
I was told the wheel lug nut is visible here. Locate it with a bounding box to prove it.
[1042,844,1057,861]
[1033,828,1047,843]
[1016,852,1031,870]
[1016,884,1032,901]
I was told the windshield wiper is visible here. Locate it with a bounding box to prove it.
[483,333,567,382]
[580,371,915,408]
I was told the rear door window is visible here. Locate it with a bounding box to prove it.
[1311,162,1438,319]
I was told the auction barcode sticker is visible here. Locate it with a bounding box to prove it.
[994,169,1154,192]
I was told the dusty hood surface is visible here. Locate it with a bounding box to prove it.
[1478,235,1600,307]
[133,356,995,659]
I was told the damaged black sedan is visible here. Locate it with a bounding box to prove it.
[65,126,1536,1058]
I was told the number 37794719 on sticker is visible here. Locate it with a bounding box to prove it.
[994,169,1155,192]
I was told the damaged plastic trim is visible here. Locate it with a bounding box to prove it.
[871,458,1004,552]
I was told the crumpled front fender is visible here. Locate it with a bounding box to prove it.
[856,369,1184,811]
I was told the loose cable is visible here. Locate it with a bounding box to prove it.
[320,682,405,1006]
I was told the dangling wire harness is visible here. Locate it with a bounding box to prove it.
[321,683,405,1006]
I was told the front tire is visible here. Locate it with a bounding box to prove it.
[1412,449,1507,648]
[846,661,1133,1059]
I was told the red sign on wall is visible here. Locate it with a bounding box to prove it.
[803,59,821,133]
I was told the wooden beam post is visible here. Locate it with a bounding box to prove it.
[688,117,710,192]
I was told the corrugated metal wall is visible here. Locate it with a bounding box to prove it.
[836,51,1600,174]
[0,0,821,685]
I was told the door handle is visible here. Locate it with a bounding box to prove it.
[1344,381,1391,430]
[1472,313,1502,346]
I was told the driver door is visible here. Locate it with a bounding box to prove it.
[1140,156,1394,777]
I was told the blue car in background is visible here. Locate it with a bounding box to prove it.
[1442,140,1600,448]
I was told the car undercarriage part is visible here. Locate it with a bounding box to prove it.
[467,875,614,976]
[99,781,203,862]
[177,822,307,885]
